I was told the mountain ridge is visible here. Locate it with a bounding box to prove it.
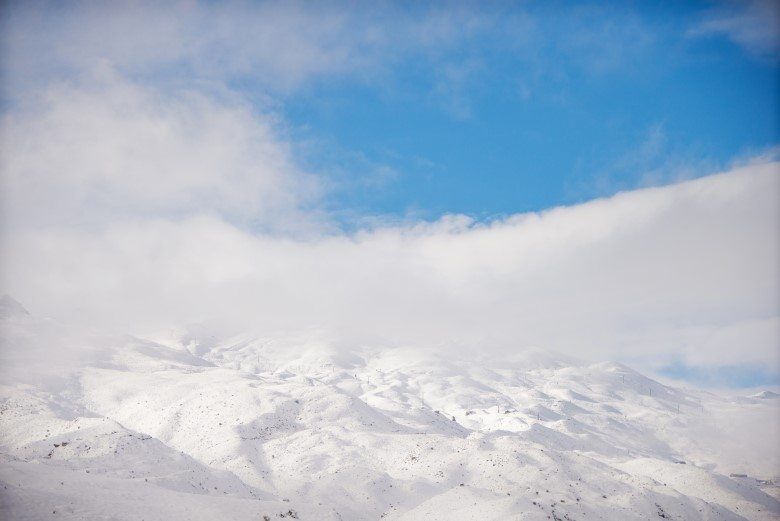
[0,304,778,520]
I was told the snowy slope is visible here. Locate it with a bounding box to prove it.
[1,303,778,520]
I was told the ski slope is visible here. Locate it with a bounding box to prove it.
[1,297,778,520]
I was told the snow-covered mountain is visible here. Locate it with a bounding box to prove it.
[1,302,778,520]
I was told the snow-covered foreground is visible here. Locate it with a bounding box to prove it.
[1,299,778,520]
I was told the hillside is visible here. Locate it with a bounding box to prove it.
[1,304,778,520]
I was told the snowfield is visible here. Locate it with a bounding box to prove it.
[1,298,778,520]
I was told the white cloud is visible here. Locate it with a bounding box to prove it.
[691,0,780,59]
[0,70,323,234]
[2,156,777,373]
[0,1,495,96]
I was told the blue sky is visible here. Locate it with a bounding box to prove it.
[3,0,777,225]
[662,361,779,389]
[270,1,779,224]
[0,1,778,388]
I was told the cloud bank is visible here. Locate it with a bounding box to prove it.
[2,75,778,370]
[1,1,778,385]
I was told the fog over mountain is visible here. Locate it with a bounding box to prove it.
[1,302,779,520]
[1,1,779,519]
